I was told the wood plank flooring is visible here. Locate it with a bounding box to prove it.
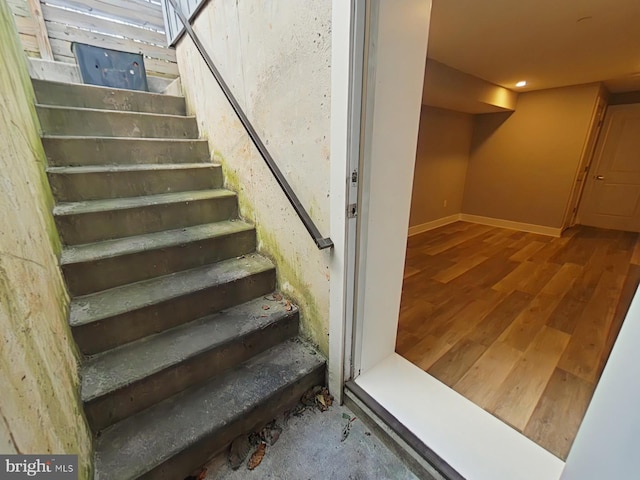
[397,222,640,460]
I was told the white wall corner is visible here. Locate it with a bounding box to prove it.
[408,214,462,236]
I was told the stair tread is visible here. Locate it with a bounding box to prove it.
[53,189,235,216]
[61,220,253,265]
[47,163,219,174]
[69,254,275,327]
[82,295,298,402]
[33,78,185,101]
[36,103,195,120]
[94,340,324,480]
[42,135,207,143]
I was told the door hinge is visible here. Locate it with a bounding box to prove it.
[347,203,358,218]
[351,169,358,184]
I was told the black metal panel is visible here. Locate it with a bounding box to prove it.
[72,43,149,92]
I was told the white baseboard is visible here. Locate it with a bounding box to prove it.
[459,213,562,237]
[408,213,562,238]
[408,214,461,237]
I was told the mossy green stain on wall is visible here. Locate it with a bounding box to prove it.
[175,1,332,360]
[258,230,328,355]
[213,149,257,223]
[0,0,92,477]
[212,150,329,356]
[0,2,61,256]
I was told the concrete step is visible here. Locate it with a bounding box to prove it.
[27,58,175,94]
[36,105,198,138]
[42,137,210,167]
[54,190,238,245]
[61,220,256,296]
[32,79,186,115]
[47,163,223,202]
[94,339,325,480]
[83,296,299,432]
[70,254,276,354]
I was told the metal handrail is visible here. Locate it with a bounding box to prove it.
[166,0,333,250]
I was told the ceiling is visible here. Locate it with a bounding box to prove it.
[427,0,640,93]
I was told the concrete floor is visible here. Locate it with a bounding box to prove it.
[201,403,419,480]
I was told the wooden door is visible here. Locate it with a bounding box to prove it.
[577,104,640,232]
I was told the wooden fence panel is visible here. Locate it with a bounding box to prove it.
[8,0,29,16]
[19,32,40,55]
[41,0,178,78]
[8,0,40,57]
[44,0,165,31]
[42,5,167,45]
[45,22,176,61]
[9,0,178,78]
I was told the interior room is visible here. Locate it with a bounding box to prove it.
[397,0,640,460]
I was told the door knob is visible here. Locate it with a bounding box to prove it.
[594,175,605,180]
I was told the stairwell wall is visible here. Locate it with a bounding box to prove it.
[0,0,92,475]
[175,0,332,355]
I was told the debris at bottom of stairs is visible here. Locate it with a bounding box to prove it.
[299,385,333,412]
[200,391,419,480]
[341,412,357,442]
[247,442,266,470]
[227,434,251,470]
[212,386,334,475]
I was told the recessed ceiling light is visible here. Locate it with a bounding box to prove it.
[515,80,527,87]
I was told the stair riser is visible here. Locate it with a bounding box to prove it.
[36,107,198,138]
[33,80,187,115]
[85,312,299,432]
[140,364,324,480]
[48,167,223,202]
[55,196,238,245]
[43,138,210,167]
[73,269,276,354]
[63,229,256,296]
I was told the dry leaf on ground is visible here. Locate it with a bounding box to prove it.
[301,386,322,406]
[247,442,266,470]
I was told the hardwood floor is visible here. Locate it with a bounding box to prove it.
[397,221,640,460]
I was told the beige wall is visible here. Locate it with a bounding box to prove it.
[462,83,601,228]
[0,0,92,474]
[175,0,331,354]
[409,106,473,227]
[423,59,518,114]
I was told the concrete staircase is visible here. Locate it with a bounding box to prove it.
[33,79,325,479]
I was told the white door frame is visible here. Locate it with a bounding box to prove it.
[328,0,366,401]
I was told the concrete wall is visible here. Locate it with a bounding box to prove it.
[462,83,600,228]
[409,106,473,227]
[0,0,92,474]
[175,0,331,354]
